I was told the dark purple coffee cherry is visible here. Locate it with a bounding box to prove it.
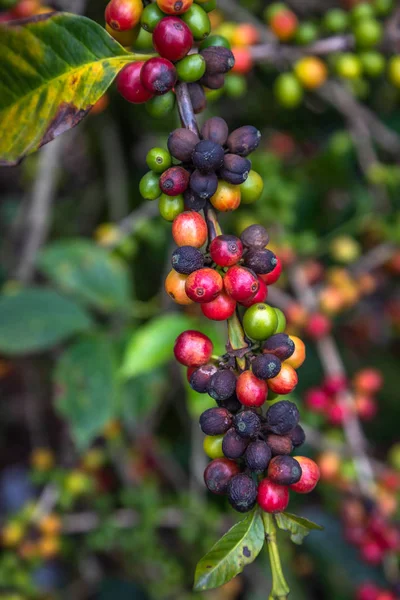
[201,116,229,146]
[227,125,261,157]
[192,140,225,173]
[245,440,271,473]
[227,473,258,513]
[233,410,261,438]
[190,364,218,393]
[200,46,235,75]
[262,334,295,360]
[168,128,199,162]
[265,401,300,435]
[267,455,302,485]
[171,246,204,275]
[219,393,242,413]
[244,249,277,274]
[240,224,269,249]
[219,154,251,185]
[199,72,225,89]
[190,170,218,199]
[207,369,237,401]
[288,424,306,448]
[252,354,282,380]
[199,406,232,435]
[222,427,249,459]
[204,457,240,495]
[265,434,293,456]
[184,188,207,212]
[187,82,207,114]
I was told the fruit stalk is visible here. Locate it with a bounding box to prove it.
[262,512,290,600]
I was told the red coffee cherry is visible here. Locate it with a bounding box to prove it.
[353,368,383,395]
[172,211,207,247]
[305,313,332,339]
[156,0,193,15]
[240,276,268,307]
[304,387,330,413]
[209,235,243,267]
[260,255,282,285]
[160,166,190,196]
[153,17,194,62]
[140,57,177,95]
[201,291,236,320]
[165,269,193,305]
[289,456,320,493]
[236,370,268,407]
[269,8,298,41]
[224,265,259,302]
[360,538,385,566]
[185,267,223,303]
[116,62,154,104]
[267,363,298,395]
[174,330,213,366]
[204,458,240,495]
[105,0,143,31]
[257,478,290,513]
[322,373,347,395]
[356,583,381,600]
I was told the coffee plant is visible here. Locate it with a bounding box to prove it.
[0,0,399,599]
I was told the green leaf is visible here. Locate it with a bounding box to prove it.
[275,512,324,545]
[193,509,265,592]
[54,333,118,449]
[0,287,92,354]
[38,239,131,313]
[121,314,194,379]
[0,13,149,165]
[121,369,168,423]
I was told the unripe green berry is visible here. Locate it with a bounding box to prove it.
[203,434,224,459]
[353,18,382,49]
[336,53,362,79]
[374,0,393,16]
[200,34,231,50]
[176,54,206,83]
[134,27,154,50]
[274,308,286,333]
[159,193,184,221]
[388,56,400,87]
[359,51,385,77]
[140,3,164,32]
[323,9,349,33]
[197,0,216,12]
[139,171,161,200]
[146,147,172,173]
[224,74,247,98]
[146,91,176,118]
[243,303,279,341]
[240,170,264,204]
[181,4,211,40]
[351,2,375,22]
[294,21,319,45]
[274,73,303,109]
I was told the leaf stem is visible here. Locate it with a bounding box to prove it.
[262,513,290,600]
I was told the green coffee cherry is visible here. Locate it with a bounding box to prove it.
[224,74,247,98]
[240,170,264,204]
[146,91,176,118]
[374,0,393,15]
[134,28,154,50]
[294,21,319,45]
[323,9,349,33]
[336,53,362,79]
[274,308,286,334]
[181,5,211,41]
[205,86,225,102]
[159,194,184,221]
[198,0,217,12]
[200,34,231,50]
[351,2,375,21]
[274,73,303,109]
[146,148,172,173]
[243,303,279,341]
[354,19,382,49]
[203,434,224,459]
[140,3,164,32]
[264,2,286,22]
[139,171,161,200]
[388,56,400,87]
[359,51,385,77]
[176,54,206,83]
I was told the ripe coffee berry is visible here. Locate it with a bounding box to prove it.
[220,154,251,185]
[252,354,282,380]
[187,82,207,113]
[245,440,272,473]
[236,370,268,407]
[244,249,277,275]
[207,369,237,402]
[172,211,207,247]
[201,291,236,321]
[209,235,243,267]
[289,456,320,493]
[240,224,269,249]
[220,393,242,413]
[165,270,192,305]
[140,57,177,95]
[190,170,218,199]
[117,62,153,104]
[160,166,189,196]
[285,336,306,369]
[222,427,249,459]
[192,140,225,173]
[168,128,199,162]
[201,116,229,145]
[200,72,225,90]
[263,333,295,361]
[224,266,259,302]
[184,188,206,212]
[265,400,300,435]
[233,410,261,438]
[174,330,213,366]
[199,407,232,435]
[260,256,282,285]
[185,267,223,303]
[171,246,204,274]
[267,363,298,395]
[156,0,193,15]
[243,303,278,341]
[204,458,240,495]
[153,17,194,62]
[267,455,302,486]
[257,478,290,513]
[240,277,268,308]
[227,126,261,157]
[200,46,235,75]
[227,473,258,513]
[265,434,293,456]
[288,424,306,448]
[210,181,241,212]
[190,364,217,393]
[105,0,143,31]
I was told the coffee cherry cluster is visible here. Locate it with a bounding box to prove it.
[305,368,383,425]
[140,120,263,225]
